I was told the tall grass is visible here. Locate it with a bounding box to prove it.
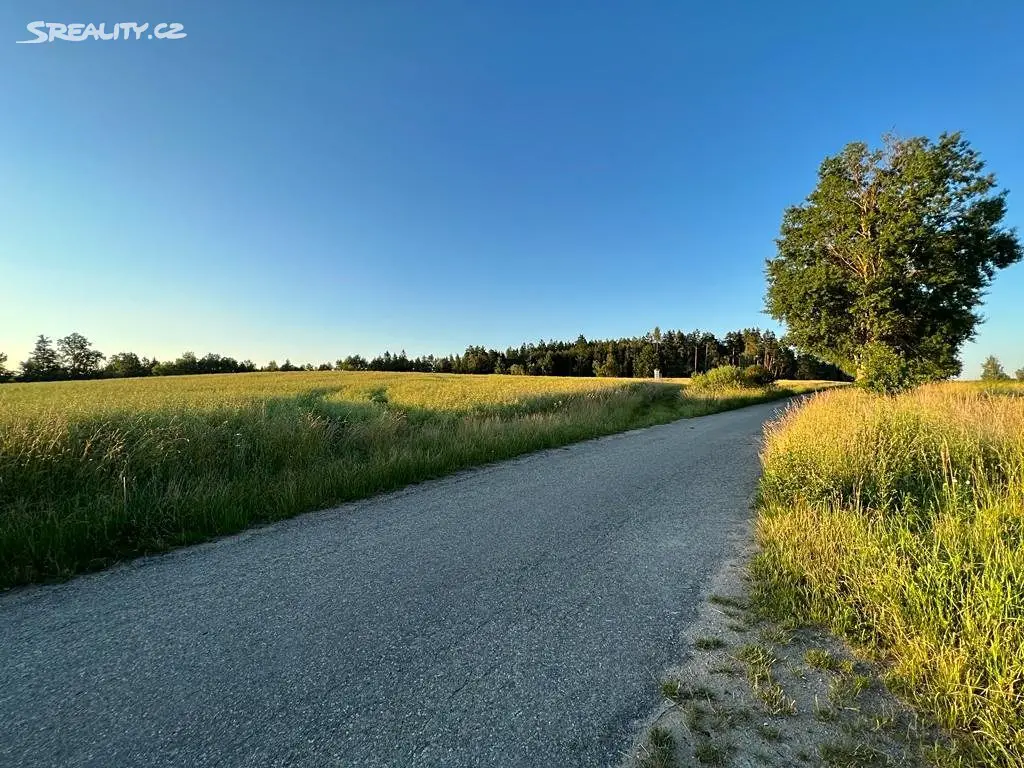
[0,372,822,588]
[753,383,1024,766]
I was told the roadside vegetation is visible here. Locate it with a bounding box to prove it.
[0,371,827,588]
[753,382,1024,766]
[629,541,930,768]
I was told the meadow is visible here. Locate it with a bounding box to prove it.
[753,382,1024,766]
[0,371,824,588]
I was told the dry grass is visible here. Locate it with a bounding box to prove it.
[752,381,1024,766]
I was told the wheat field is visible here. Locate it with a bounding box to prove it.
[0,371,825,588]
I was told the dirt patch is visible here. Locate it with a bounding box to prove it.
[625,529,940,768]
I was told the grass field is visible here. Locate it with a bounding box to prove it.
[0,371,827,589]
[753,382,1024,766]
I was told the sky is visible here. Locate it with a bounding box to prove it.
[1,1,1022,375]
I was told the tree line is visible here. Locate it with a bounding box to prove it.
[980,356,1024,382]
[4,133,1021,393]
[0,327,849,383]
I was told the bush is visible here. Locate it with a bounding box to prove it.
[856,342,926,395]
[690,365,773,392]
[742,365,775,387]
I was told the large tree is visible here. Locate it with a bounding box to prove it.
[20,335,63,381]
[105,351,151,379]
[0,352,10,382]
[766,132,1021,384]
[57,333,105,379]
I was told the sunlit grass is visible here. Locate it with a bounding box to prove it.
[0,371,641,417]
[752,381,1024,766]
[0,371,829,588]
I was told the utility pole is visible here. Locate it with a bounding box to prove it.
[652,328,662,379]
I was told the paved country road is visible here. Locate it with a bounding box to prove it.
[0,399,791,768]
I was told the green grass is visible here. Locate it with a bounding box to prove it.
[694,635,727,650]
[637,726,678,768]
[735,643,797,715]
[818,740,892,768]
[693,739,731,765]
[805,649,842,672]
[752,382,1024,766]
[661,679,716,702]
[0,371,828,588]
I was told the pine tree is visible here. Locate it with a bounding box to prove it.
[20,335,63,381]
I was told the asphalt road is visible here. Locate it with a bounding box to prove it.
[0,399,788,768]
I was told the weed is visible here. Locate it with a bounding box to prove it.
[693,739,732,765]
[818,740,891,767]
[736,643,776,683]
[756,681,797,716]
[805,649,842,671]
[661,680,715,702]
[735,643,796,715]
[694,635,726,650]
[760,624,794,645]
[829,674,871,708]
[813,696,837,722]
[709,594,748,611]
[637,726,677,768]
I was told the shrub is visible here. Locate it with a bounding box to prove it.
[689,365,746,391]
[855,342,926,395]
[691,364,774,392]
[743,365,775,387]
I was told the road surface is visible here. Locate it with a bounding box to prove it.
[0,399,788,767]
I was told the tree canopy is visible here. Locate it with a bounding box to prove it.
[766,132,1021,386]
[57,332,105,379]
[19,335,63,382]
[1,327,850,383]
[981,355,1011,381]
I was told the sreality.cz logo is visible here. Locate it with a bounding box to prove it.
[17,21,187,44]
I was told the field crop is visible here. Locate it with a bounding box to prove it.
[753,382,1024,766]
[0,371,825,588]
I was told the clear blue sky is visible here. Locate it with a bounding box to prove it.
[2,1,1022,375]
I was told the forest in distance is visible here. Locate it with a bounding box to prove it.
[0,326,848,384]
